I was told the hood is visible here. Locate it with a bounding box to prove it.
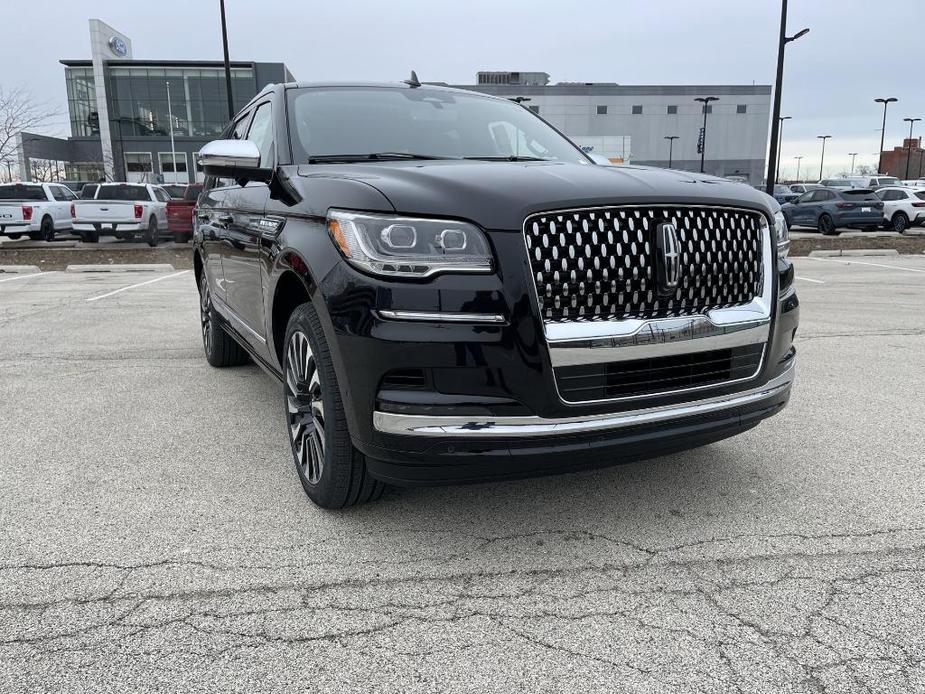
[294,160,775,230]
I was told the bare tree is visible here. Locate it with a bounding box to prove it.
[0,85,59,172]
[855,164,876,176]
[28,159,60,182]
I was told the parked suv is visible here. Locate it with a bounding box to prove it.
[875,186,925,232]
[780,188,884,234]
[194,82,798,508]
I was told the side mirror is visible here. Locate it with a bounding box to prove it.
[197,139,270,183]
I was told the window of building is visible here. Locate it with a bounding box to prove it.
[703,105,713,114]
[158,151,189,184]
[632,105,643,115]
[527,105,540,115]
[737,104,747,114]
[667,105,678,115]
[596,105,607,115]
[123,152,153,182]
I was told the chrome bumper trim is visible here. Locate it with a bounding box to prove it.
[373,362,794,438]
[376,310,506,324]
[548,316,769,366]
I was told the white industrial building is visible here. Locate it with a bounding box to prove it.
[449,71,772,183]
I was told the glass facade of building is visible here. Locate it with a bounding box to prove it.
[65,65,256,139]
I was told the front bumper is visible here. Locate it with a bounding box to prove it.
[294,220,799,485]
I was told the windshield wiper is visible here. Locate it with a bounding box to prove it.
[463,155,550,162]
[307,152,457,163]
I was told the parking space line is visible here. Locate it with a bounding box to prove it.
[0,271,58,284]
[85,270,191,302]
[806,256,925,274]
[795,276,825,284]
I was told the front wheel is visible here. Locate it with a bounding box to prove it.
[284,302,385,508]
[891,212,909,233]
[145,217,159,247]
[818,214,839,236]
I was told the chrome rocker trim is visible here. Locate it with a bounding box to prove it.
[373,362,794,438]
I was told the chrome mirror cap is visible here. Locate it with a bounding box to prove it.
[197,139,261,171]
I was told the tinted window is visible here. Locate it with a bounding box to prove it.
[841,190,879,200]
[287,87,588,164]
[667,105,678,114]
[246,101,275,168]
[915,192,925,201]
[596,105,607,115]
[818,190,837,201]
[736,104,747,114]
[97,185,149,201]
[797,191,815,203]
[51,186,75,201]
[153,187,170,202]
[0,184,45,201]
[632,105,643,114]
[80,184,99,199]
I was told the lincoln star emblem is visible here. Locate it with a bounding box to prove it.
[656,222,681,292]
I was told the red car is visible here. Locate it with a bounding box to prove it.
[165,184,203,243]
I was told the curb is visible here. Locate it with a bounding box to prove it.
[0,265,42,274]
[65,264,176,273]
[808,249,900,258]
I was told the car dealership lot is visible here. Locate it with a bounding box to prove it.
[1,260,923,692]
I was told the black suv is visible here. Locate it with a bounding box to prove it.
[194,82,799,508]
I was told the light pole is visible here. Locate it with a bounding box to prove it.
[765,0,809,194]
[848,152,858,175]
[794,155,803,182]
[664,135,678,168]
[875,97,897,173]
[817,135,831,180]
[220,0,234,121]
[775,116,792,184]
[694,96,719,173]
[166,80,178,184]
[902,117,921,179]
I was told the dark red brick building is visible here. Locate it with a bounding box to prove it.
[880,138,925,179]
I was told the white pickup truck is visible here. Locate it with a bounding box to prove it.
[0,182,76,242]
[71,183,170,245]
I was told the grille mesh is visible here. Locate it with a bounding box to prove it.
[524,206,764,323]
[555,344,764,402]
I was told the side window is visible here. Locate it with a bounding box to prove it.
[209,112,252,189]
[153,187,170,202]
[876,189,889,200]
[245,102,275,168]
[820,190,836,202]
[797,191,815,203]
[50,186,72,201]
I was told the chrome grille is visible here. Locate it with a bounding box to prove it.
[524,206,765,324]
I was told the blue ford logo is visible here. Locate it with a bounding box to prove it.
[108,36,127,57]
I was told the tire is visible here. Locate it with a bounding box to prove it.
[283,302,385,508]
[40,216,56,242]
[891,212,909,234]
[173,233,191,244]
[7,233,22,240]
[145,217,159,247]
[199,272,249,368]
[818,214,839,236]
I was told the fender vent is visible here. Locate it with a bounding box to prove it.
[380,369,427,390]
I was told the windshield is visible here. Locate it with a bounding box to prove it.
[287,86,589,164]
[877,177,900,186]
[0,184,45,201]
[96,185,149,201]
[774,185,792,194]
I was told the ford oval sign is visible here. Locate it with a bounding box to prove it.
[108,36,128,57]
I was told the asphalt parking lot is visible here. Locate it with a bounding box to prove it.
[1,257,924,693]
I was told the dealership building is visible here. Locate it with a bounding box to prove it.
[449,71,772,183]
[17,19,292,183]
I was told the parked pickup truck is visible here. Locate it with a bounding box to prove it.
[165,183,203,243]
[193,81,798,508]
[0,182,76,241]
[71,182,170,245]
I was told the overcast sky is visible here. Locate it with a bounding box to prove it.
[4,0,923,178]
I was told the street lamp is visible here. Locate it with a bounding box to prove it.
[848,152,858,175]
[817,135,831,180]
[220,0,235,121]
[775,116,792,184]
[902,117,921,179]
[794,155,803,182]
[765,0,809,194]
[694,96,719,173]
[875,97,898,173]
[664,135,678,168]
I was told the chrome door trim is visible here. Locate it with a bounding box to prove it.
[212,293,266,344]
[373,362,794,438]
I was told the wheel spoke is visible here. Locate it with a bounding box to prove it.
[284,329,326,486]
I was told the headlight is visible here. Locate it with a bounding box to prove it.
[327,210,493,278]
[774,210,790,259]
